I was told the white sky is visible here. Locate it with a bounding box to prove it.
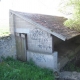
[0,0,63,27]
[12,0,61,14]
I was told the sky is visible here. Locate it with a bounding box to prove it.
[12,0,61,14]
[0,0,63,27]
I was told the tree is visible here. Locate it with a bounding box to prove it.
[59,0,80,31]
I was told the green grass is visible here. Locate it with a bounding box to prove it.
[0,26,10,37]
[0,57,55,80]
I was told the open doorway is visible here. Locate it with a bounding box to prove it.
[52,35,80,69]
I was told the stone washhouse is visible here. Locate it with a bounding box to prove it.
[10,10,80,72]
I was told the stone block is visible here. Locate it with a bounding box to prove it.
[27,28,52,53]
[27,51,58,72]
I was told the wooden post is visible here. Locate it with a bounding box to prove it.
[21,34,27,61]
[15,33,27,61]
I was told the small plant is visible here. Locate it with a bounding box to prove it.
[0,57,55,80]
[63,62,80,72]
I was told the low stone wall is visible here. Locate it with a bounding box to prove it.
[0,35,16,59]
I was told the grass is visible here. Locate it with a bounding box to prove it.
[63,62,80,72]
[0,57,55,80]
[0,26,10,37]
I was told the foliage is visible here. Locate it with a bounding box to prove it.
[0,57,55,80]
[59,0,80,31]
[0,26,10,37]
[63,62,80,72]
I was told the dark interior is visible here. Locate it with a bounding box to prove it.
[52,35,80,68]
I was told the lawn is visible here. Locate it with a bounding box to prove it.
[0,26,10,37]
[0,57,55,80]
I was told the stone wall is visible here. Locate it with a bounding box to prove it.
[10,13,58,71]
[14,15,53,53]
[0,35,16,59]
[27,51,58,71]
[27,28,52,53]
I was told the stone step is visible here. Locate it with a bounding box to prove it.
[57,71,80,80]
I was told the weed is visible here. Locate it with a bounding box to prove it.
[0,57,55,80]
[63,62,80,72]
